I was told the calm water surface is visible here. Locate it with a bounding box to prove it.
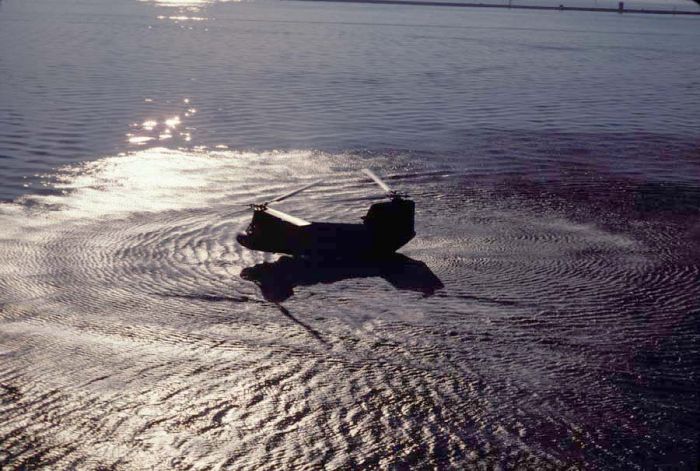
[0,0,699,469]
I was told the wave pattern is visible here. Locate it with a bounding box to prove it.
[1,147,698,469]
[1,0,699,200]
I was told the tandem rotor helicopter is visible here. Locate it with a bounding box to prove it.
[236,169,416,258]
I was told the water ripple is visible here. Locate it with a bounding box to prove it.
[0,146,698,468]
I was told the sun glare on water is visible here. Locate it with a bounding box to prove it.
[144,0,242,9]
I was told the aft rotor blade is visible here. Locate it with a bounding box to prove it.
[268,179,323,204]
[361,168,392,193]
[265,207,312,226]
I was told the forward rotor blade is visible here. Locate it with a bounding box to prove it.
[268,179,323,204]
[265,207,311,226]
[361,168,392,193]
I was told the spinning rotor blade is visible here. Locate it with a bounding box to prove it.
[268,179,323,205]
[265,207,311,226]
[361,168,392,193]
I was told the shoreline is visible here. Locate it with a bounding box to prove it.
[286,0,700,16]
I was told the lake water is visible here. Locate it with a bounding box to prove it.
[0,0,699,469]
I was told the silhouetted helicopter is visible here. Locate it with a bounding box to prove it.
[236,169,415,258]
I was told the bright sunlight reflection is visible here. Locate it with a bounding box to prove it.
[165,116,181,128]
[143,0,241,10]
[157,15,208,21]
[128,104,193,147]
[27,148,331,218]
[128,136,155,145]
[46,148,224,216]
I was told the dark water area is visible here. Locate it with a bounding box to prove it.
[1,0,699,469]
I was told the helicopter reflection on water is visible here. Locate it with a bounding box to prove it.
[241,253,444,303]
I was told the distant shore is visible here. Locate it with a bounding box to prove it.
[287,0,700,15]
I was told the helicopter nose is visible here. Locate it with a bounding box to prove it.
[236,233,248,246]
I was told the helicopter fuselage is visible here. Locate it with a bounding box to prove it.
[236,198,416,258]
